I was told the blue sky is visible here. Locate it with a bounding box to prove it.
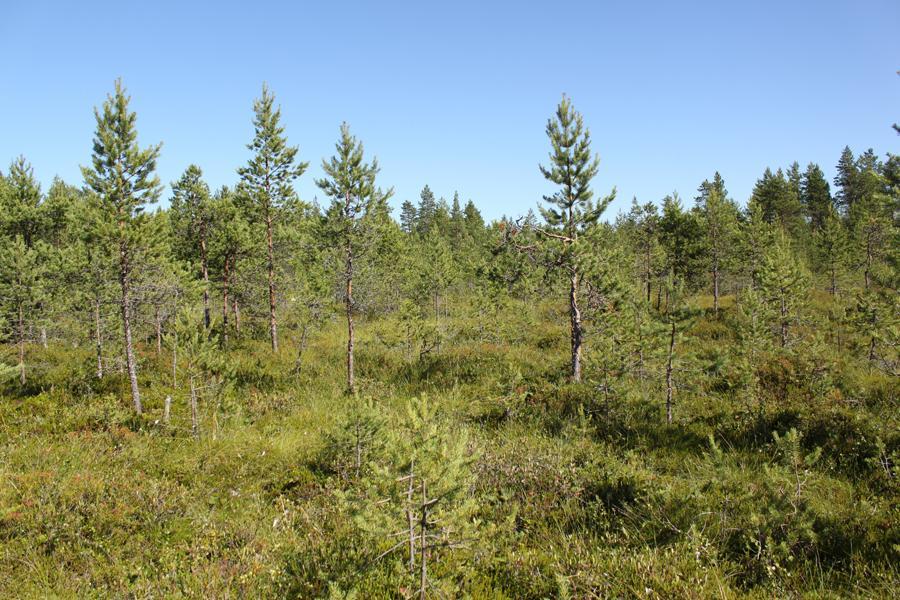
[2,0,898,221]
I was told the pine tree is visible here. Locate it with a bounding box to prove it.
[758,233,807,348]
[416,185,437,236]
[207,186,251,344]
[0,235,47,385]
[169,165,213,328]
[536,95,614,382]
[237,84,308,352]
[399,200,418,234]
[815,206,850,295]
[316,123,392,394]
[81,79,162,414]
[696,177,740,315]
[1,157,44,247]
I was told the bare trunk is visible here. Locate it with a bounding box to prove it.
[645,245,652,304]
[665,320,676,425]
[419,480,428,600]
[40,326,48,349]
[94,297,104,379]
[119,238,141,415]
[712,258,720,316]
[222,256,231,344]
[346,237,356,395]
[17,301,25,385]
[830,263,837,296]
[163,395,171,424]
[200,222,211,330]
[780,290,788,348]
[265,212,278,352]
[233,299,241,333]
[864,235,872,291]
[406,459,416,574]
[569,271,583,382]
[154,306,162,355]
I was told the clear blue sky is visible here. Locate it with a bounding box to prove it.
[2,0,898,221]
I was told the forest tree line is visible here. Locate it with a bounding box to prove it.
[0,82,897,415]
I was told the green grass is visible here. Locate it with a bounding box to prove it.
[1,299,897,598]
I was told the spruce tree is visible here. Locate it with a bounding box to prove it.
[81,79,161,414]
[536,95,614,382]
[237,84,308,352]
[316,123,392,394]
[801,163,833,232]
[834,146,858,213]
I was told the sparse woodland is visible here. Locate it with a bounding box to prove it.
[0,82,897,598]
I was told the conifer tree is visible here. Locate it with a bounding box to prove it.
[237,84,308,352]
[800,163,833,232]
[316,123,392,394]
[816,206,850,295]
[1,157,44,247]
[416,185,437,236]
[758,233,807,348]
[696,177,740,315]
[0,235,47,385]
[536,95,614,382]
[399,200,418,234]
[834,146,858,213]
[207,186,251,344]
[169,165,213,328]
[81,79,161,414]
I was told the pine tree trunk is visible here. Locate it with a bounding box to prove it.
[864,233,872,291]
[94,297,104,379]
[119,237,141,415]
[265,211,278,352]
[419,480,428,600]
[154,306,163,355]
[17,301,26,385]
[233,299,241,333]
[222,257,231,344]
[200,221,211,330]
[712,258,720,316]
[40,325,48,349]
[406,459,416,574]
[346,237,356,395]
[830,263,837,296]
[569,270,583,382]
[780,290,788,348]
[665,320,676,425]
[645,245,652,304]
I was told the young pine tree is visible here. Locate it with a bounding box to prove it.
[536,95,615,382]
[169,165,214,329]
[237,84,308,352]
[81,79,162,414]
[758,233,808,348]
[696,179,740,316]
[316,123,392,394]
